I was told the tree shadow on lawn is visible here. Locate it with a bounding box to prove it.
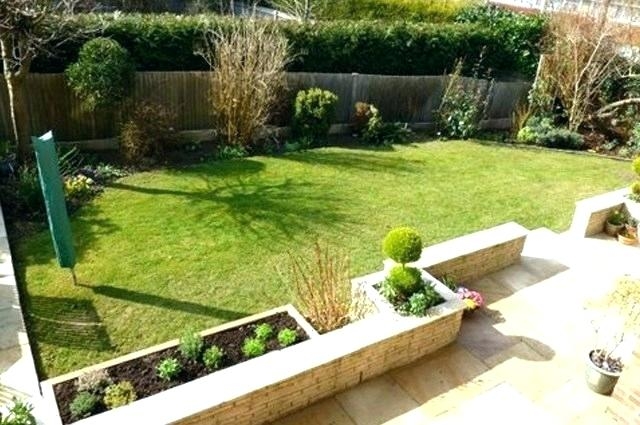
[276,149,427,174]
[109,176,352,244]
[80,284,247,322]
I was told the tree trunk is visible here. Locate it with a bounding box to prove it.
[6,75,31,163]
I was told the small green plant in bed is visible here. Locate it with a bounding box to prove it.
[103,381,137,410]
[179,329,203,361]
[254,323,274,341]
[69,392,98,420]
[203,346,225,370]
[156,357,182,381]
[242,337,266,358]
[277,328,298,347]
[402,285,444,317]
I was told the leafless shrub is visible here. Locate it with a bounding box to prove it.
[537,5,633,131]
[198,20,289,147]
[285,242,365,334]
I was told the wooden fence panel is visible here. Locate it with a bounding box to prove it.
[0,71,530,144]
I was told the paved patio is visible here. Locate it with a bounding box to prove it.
[272,228,640,425]
[0,205,40,406]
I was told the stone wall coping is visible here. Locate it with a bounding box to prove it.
[406,221,529,269]
[43,275,463,425]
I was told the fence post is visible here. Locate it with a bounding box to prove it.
[351,72,359,120]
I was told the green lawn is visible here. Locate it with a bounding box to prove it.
[15,141,634,378]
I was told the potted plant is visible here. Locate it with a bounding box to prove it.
[586,277,640,395]
[617,225,637,246]
[605,210,626,237]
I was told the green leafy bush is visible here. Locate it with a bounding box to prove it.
[215,145,247,161]
[517,117,584,150]
[69,392,98,420]
[536,129,584,150]
[203,346,225,370]
[355,103,411,146]
[277,328,298,347]
[436,60,491,139]
[179,329,204,361]
[382,227,422,264]
[65,37,134,109]
[242,337,266,358]
[292,88,338,145]
[119,101,179,163]
[0,398,36,425]
[103,381,137,410]
[633,156,640,176]
[254,323,274,342]
[386,265,424,298]
[156,357,182,381]
[630,181,640,202]
[34,15,544,79]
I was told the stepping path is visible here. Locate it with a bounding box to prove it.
[0,204,41,416]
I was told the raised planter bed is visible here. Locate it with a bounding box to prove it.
[41,305,317,425]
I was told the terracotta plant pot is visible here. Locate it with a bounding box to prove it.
[585,350,622,395]
[605,222,624,237]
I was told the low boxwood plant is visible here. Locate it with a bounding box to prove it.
[179,329,203,361]
[203,345,225,370]
[156,357,182,381]
[242,337,266,358]
[69,391,98,420]
[386,265,424,298]
[103,381,137,410]
[254,323,274,341]
[277,328,297,347]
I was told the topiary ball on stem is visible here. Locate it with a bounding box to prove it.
[382,227,422,264]
[387,265,424,297]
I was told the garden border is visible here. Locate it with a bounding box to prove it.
[40,297,464,425]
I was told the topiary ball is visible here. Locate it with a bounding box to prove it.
[382,227,423,264]
[631,181,640,195]
[387,265,423,297]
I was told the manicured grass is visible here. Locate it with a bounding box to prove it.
[14,141,634,378]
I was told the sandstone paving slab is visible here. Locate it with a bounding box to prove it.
[429,383,562,425]
[539,378,612,424]
[0,308,28,350]
[334,375,419,425]
[390,344,493,417]
[270,397,356,425]
[480,342,575,402]
[457,309,519,360]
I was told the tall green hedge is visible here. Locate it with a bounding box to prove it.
[32,13,544,79]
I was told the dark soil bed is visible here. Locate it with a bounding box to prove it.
[54,312,308,424]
